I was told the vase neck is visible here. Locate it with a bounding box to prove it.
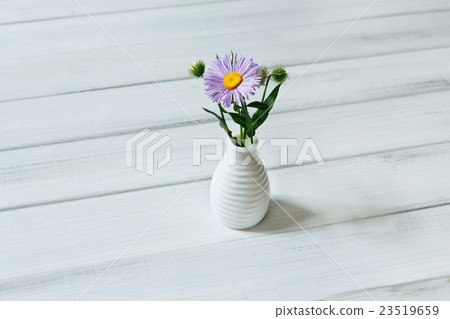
[224,137,263,166]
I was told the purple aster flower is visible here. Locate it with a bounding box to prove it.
[203,53,261,107]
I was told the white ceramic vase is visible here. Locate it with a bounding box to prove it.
[210,137,270,229]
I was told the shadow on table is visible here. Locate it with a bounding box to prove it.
[244,198,316,233]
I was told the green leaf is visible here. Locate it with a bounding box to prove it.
[219,105,247,128]
[202,107,231,137]
[251,84,282,130]
[264,83,282,108]
[228,112,247,127]
[246,101,269,110]
[252,110,269,131]
[244,109,254,139]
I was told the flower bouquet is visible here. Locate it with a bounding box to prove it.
[189,52,288,229]
[189,52,288,147]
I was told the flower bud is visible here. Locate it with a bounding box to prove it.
[188,60,205,78]
[271,66,288,83]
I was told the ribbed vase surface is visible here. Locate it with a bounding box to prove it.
[210,138,270,229]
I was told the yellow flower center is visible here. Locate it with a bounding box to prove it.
[222,72,242,90]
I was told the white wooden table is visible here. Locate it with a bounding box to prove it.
[1,0,450,300]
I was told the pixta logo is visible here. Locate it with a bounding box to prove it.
[126,129,172,175]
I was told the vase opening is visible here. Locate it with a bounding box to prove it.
[226,135,264,166]
[230,135,258,149]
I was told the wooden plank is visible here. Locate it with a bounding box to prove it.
[4,0,450,60]
[1,48,449,150]
[327,276,450,301]
[0,141,449,285]
[0,0,229,25]
[1,189,449,299]
[1,0,373,60]
[2,11,450,101]
[3,0,450,25]
[1,90,450,210]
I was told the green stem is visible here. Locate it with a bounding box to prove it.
[261,75,272,102]
[218,104,231,138]
[237,103,243,143]
[241,102,249,146]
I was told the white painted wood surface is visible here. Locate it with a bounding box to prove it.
[1,0,450,300]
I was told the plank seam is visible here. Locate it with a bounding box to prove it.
[1,140,450,213]
[0,0,237,26]
[1,204,449,296]
[2,45,449,104]
[1,85,449,153]
[3,4,450,30]
[325,274,450,300]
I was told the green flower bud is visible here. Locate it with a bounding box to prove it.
[258,66,269,86]
[189,60,205,78]
[270,66,288,83]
